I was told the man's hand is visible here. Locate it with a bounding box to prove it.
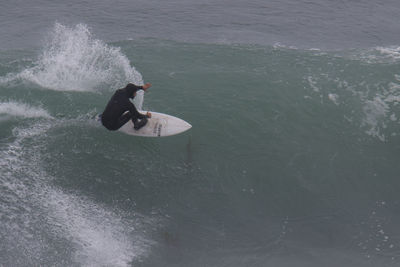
[146,112,152,118]
[143,83,152,91]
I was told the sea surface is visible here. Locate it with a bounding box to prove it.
[1,1,400,266]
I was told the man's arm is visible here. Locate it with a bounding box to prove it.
[139,83,152,118]
[128,83,152,118]
[127,101,146,119]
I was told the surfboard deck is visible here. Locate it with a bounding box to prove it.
[99,111,191,137]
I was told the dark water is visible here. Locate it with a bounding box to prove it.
[2,0,400,50]
[1,1,400,266]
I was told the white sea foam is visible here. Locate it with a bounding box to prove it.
[361,97,389,141]
[0,119,155,265]
[0,101,53,119]
[375,46,400,61]
[328,93,339,105]
[0,121,54,263]
[307,76,320,92]
[359,79,400,141]
[306,69,400,141]
[43,188,152,266]
[353,46,400,64]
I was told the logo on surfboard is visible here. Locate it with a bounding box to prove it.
[153,122,162,136]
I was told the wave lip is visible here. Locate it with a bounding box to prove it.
[0,101,53,119]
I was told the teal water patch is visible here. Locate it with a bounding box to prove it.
[1,29,400,266]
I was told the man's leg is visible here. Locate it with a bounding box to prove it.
[133,117,148,130]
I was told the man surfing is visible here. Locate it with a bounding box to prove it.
[100,83,152,131]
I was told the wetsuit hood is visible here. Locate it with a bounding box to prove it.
[124,83,140,99]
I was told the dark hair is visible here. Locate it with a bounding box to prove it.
[125,83,140,98]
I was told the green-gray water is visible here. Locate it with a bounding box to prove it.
[1,24,400,266]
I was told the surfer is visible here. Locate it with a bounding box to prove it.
[100,83,152,131]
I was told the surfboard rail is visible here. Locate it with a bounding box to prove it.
[115,110,191,137]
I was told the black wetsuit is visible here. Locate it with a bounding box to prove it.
[100,83,148,130]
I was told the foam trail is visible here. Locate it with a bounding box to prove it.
[0,101,53,119]
[0,119,154,265]
[43,189,151,266]
[0,121,55,264]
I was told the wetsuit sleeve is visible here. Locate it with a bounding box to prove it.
[131,84,143,90]
[127,100,146,119]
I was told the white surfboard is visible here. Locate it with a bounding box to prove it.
[116,111,191,137]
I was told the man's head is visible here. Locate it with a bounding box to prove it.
[125,83,141,99]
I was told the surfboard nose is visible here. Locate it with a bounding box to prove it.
[183,120,192,130]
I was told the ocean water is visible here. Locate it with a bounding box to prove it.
[1,1,400,266]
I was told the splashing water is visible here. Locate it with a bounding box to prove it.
[0,101,53,119]
[20,23,143,92]
[0,23,146,109]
